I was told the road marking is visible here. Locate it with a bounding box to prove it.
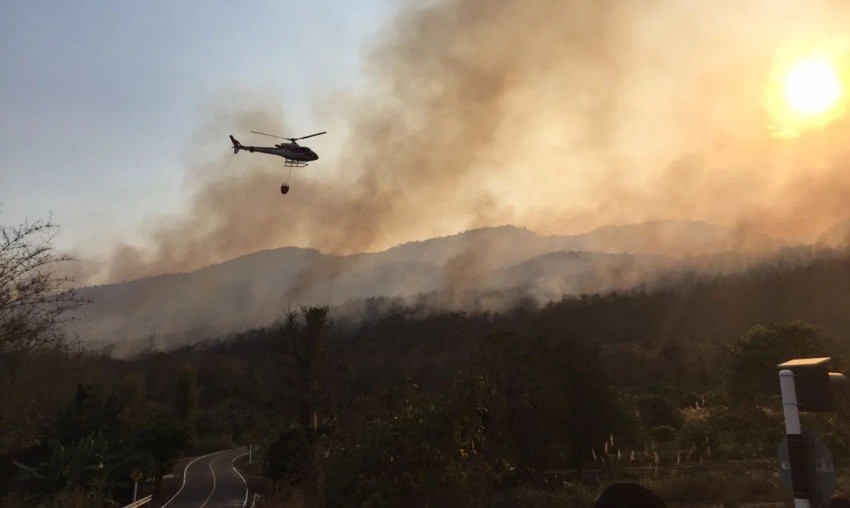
[160,450,226,508]
[199,453,220,508]
[230,452,249,508]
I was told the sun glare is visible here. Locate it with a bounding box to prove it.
[783,58,843,116]
[767,48,848,137]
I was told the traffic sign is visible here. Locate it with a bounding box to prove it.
[778,428,834,506]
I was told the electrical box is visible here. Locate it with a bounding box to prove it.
[777,358,833,412]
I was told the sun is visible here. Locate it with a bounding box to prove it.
[782,58,843,116]
[766,49,848,137]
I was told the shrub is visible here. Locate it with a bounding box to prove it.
[651,425,677,443]
[263,427,311,486]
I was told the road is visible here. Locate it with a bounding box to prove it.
[158,448,249,508]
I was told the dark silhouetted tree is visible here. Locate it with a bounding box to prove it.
[0,216,85,452]
[725,321,838,401]
[278,306,330,428]
[0,216,83,353]
[174,363,198,422]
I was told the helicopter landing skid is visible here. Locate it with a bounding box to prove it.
[284,160,309,168]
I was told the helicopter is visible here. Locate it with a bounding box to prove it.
[229,130,326,194]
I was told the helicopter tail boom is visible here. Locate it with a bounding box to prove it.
[229,135,243,154]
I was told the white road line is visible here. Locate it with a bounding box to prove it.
[230,452,249,508]
[199,453,220,508]
[160,450,226,508]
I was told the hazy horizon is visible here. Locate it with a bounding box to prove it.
[5,0,850,287]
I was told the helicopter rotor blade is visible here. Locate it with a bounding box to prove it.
[250,130,288,140]
[292,131,327,141]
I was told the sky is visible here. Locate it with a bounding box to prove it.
[0,0,394,253]
[4,1,850,285]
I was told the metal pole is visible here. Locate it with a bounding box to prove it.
[779,369,811,508]
[133,479,138,502]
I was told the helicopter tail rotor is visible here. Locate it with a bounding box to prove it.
[229,135,243,154]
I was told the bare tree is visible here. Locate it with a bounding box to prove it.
[0,216,84,354]
[0,216,87,452]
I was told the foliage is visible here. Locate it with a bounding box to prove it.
[704,402,781,460]
[263,427,312,486]
[127,412,192,486]
[0,217,83,354]
[194,398,263,446]
[725,321,838,401]
[317,386,491,507]
[0,488,107,508]
[7,236,850,505]
[0,217,85,454]
[647,467,786,506]
[54,384,124,446]
[275,306,330,428]
[637,392,682,429]
[5,380,189,503]
[650,425,677,443]
[174,363,198,422]
[13,432,129,502]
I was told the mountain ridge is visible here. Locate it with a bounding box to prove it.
[68,220,789,355]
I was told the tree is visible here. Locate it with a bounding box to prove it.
[468,331,640,476]
[129,412,192,487]
[472,331,551,475]
[174,363,198,422]
[277,306,330,428]
[553,337,642,472]
[263,426,311,486]
[318,385,490,506]
[0,216,83,353]
[0,216,85,453]
[725,321,838,401]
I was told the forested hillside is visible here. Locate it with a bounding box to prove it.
[68,221,787,355]
[4,237,850,505]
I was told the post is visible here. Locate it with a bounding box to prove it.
[779,369,811,508]
[133,479,138,502]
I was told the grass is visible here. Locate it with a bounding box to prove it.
[496,465,792,507]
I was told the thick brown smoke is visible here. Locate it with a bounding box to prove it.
[95,0,850,286]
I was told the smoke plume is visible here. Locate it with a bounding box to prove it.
[93,0,850,287]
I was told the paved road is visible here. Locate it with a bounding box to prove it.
[158,448,249,508]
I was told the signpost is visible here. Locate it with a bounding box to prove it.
[777,428,835,506]
[777,357,848,508]
[130,470,143,502]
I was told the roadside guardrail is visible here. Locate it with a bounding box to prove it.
[122,495,152,508]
